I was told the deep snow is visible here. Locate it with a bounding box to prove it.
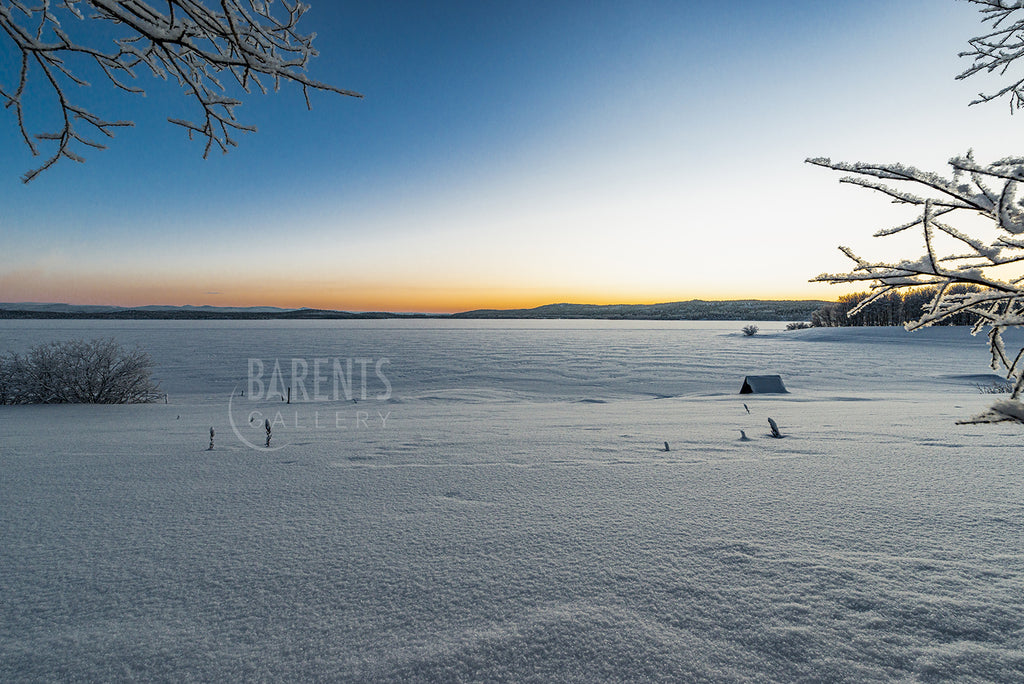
[1,320,1022,681]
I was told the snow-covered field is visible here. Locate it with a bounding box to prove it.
[1,320,1022,682]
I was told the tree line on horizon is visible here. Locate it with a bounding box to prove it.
[810,285,984,328]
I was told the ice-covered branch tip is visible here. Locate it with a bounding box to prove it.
[809,153,1024,398]
[959,0,1024,111]
[0,1,363,182]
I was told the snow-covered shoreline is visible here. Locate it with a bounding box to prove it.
[1,321,1021,681]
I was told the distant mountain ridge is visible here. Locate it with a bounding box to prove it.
[0,300,828,321]
[0,302,290,314]
[0,303,400,320]
[453,300,828,321]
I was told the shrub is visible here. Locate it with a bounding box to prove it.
[978,381,1015,395]
[786,321,811,330]
[0,338,161,404]
[741,325,759,337]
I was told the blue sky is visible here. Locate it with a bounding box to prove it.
[0,0,1018,311]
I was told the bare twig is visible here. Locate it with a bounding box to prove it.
[0,1,362,182]
[959,0,1024,112]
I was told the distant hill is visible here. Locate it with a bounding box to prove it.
[0,303,408,320]
[0,300,828,321]
[453,300,828,321]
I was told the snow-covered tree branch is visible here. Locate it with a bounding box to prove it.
[0,1,362,182]
[809,1,1024,413]
[809,153,1024,398]
[959,0,1024,111]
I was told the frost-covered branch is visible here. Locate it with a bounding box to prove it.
[959,0,1024,112]
[0,1,362,182]
[809,153,1024,398]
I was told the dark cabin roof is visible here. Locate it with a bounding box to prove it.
[740,375,788,394]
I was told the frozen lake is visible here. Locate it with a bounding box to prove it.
[1,320,1022,681]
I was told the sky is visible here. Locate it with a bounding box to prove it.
[1,0,1022,313]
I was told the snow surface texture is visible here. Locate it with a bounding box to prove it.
[1,320,1023,681]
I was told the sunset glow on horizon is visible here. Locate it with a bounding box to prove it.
[0,261,846,313]
[2,1,1019,312]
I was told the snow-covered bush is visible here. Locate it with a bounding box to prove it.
[0,338,161,404]
[741,325,759,337]
[786,322,811,330]
[0,354,16,404]
[978,380,1015,394]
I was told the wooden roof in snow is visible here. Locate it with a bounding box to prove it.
[740,375,788,394]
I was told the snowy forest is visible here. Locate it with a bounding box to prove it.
[810,285,984,328]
